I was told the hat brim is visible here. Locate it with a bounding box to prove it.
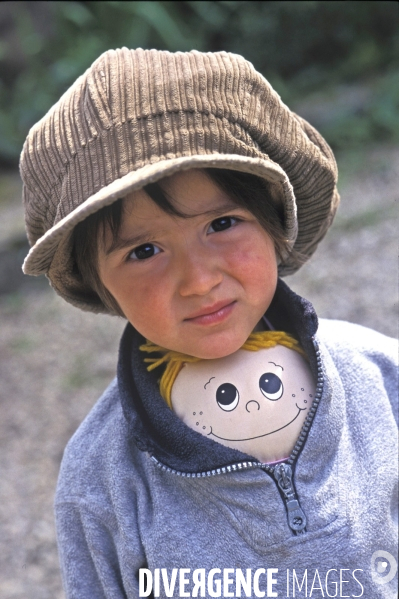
[23,153,297,276]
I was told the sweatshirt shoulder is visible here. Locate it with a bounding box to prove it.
[63,378,124,460]
[317,318,398,362]
[317,319,398,420]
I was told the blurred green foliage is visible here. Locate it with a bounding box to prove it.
[0,0,398,163]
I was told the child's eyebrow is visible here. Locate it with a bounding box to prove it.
[105,201,241,256]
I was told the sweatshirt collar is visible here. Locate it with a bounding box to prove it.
[117,279,318,472]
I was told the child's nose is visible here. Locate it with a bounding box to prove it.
[177,252,224,297]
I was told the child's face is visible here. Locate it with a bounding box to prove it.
[98,169,278,359]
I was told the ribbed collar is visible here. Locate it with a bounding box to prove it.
[117,279,318,472]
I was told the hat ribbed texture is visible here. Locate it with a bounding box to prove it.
[20,48,339,314]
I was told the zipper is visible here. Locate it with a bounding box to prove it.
[151,336,324,536]
[150,456,263,478]
[273,462,306,534]
[284,337,324,467]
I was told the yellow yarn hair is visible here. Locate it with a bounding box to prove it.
[140,331,306,410]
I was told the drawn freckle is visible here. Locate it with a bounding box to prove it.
[304,400,308,403]
[200,412,203,415]
[309,394,313,397]
[292,394,296,397]
[193,412,196,415]
[301,388,304,391]
[202,426,206,429]
[196,422,199,426]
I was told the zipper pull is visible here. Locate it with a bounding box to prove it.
[274,463,307,535]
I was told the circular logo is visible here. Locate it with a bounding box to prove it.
[371,550,397,585]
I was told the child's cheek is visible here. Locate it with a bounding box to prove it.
[120,274,173,335]
[225,237,278,292]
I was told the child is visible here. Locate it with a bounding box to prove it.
[21,48,397,598]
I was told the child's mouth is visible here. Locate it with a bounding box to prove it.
[184,301,236,325]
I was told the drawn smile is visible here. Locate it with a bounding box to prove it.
[207,404,307,442]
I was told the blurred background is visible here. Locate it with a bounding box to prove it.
[0,2,398,597]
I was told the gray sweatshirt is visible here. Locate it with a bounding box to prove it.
[55,282,398,598]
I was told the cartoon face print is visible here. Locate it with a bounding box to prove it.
[171,345,316,464]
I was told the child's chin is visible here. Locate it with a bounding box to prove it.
[185,335,247,360]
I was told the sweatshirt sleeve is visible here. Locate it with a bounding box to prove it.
[55,501,130,599]
[54,382,148,599]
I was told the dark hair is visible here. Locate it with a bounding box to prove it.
[72,169,288,316]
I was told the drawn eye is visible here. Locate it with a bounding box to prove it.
[259,373,283,401]
[216,383,239,411]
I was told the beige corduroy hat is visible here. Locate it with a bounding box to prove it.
[21,47,339,314]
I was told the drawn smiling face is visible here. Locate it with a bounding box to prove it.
[171,345,316,463]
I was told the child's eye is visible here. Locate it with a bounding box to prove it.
[208,216,238,233]
[128,243,160,261]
